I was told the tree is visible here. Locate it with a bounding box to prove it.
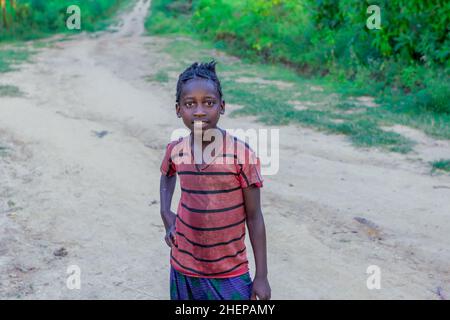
[0,0,15,29]
[1,0,7,29]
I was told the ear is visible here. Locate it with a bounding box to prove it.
[220,100,225,115]
[175,103,181,118]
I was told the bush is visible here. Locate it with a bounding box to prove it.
[184,0,449,114]
[145,0,193,34]
[0,0,129,40]
[412,82,450,114]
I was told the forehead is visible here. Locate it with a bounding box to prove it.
[180,78,220,100]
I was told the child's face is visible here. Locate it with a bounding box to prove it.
[176,78,225,132]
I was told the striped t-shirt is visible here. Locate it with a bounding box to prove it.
[160,130,263,278]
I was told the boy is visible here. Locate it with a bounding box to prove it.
[159,61,270,300]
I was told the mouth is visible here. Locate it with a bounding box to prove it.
[192,120,209,125]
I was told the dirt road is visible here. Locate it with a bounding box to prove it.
[1,0,449,299]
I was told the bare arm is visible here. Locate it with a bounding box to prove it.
[243,185,271,300]
[160,174,177,247]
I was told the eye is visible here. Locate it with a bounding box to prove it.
[205,100,215,107]
[184,102,194,108]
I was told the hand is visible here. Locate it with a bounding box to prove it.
[164,223,177,248]
[161,210,177,247]
[251,276,271,300]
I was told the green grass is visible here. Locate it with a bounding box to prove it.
[431,160,450,173]
[0,48,32,73]
[147,37,423,153]
[145,0,193,35]
[143,1,449,153]
[0,85,23,97]
[334,103,362,111]
[222,73,415,153]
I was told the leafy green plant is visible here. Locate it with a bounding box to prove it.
[431,159,450,173]
[146,0,450,120]
[0,0,131,40]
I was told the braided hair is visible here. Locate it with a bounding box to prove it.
[176,60,223,103]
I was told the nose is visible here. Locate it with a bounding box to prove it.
[193,105,207,118]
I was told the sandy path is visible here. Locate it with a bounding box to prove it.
[1,0,449,299]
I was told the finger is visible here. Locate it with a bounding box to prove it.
[261,291,270,300]
[171,232,177,246]
[250,291,257,300]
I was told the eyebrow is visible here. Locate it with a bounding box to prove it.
[182,95,218,100]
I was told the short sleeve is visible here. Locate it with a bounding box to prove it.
[160,142,177,177]
[237,149,264,188]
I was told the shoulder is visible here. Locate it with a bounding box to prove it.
[162,137,186,160]
[165,136,185,151]
[168,136,184,147]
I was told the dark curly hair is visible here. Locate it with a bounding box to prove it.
[176,60,223,103]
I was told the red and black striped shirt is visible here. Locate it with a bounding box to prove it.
[160,130,263,278]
